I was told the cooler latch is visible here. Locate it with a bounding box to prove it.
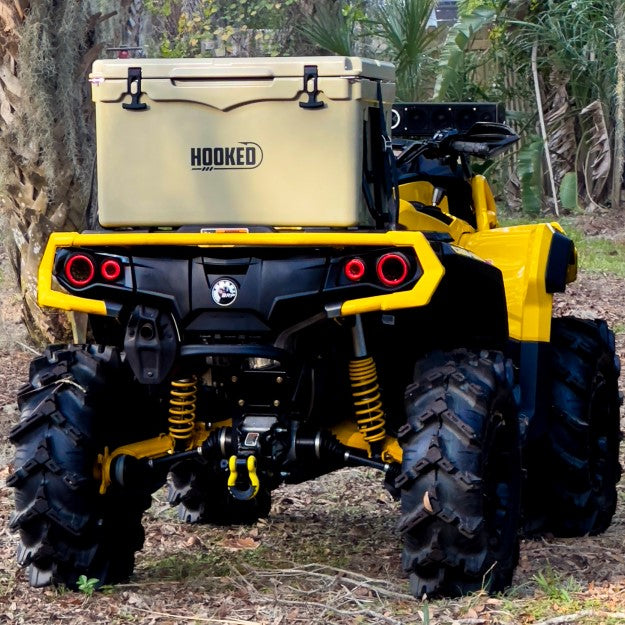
[122,67,148,111]
[299,65,324,110]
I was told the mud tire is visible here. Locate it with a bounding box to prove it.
[8,345,156,588]
[397,349,521,598]
[168,460,271,525]
[525,317,621,536]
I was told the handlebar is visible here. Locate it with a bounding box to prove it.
[449,141,491,157]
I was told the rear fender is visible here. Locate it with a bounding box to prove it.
[460,223,576,342]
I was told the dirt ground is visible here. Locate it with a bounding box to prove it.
[0,219,625,625]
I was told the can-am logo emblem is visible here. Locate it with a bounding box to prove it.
[191,142,263,172]
[212,278,238,307]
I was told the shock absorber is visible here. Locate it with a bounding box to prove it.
[349,315,386,451]
[168,376,198,448]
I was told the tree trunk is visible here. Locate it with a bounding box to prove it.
[0,1,127,344]
[613,3,625,210]
[124,0,147,47]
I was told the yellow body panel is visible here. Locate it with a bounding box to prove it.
[38,230,445,318]
[398,198,475,242]
[397,180,451,214]
[471,174,499,231]
[397,176,575,343]
[397,175,497,234]
[38,234,107,315]
[460,223,560,342]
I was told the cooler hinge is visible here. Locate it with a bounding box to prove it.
[299,65,324,110]
[122,67,148,112]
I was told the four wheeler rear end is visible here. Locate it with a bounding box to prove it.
[7,56,621,598]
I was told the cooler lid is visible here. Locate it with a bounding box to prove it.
[91,56,395,82]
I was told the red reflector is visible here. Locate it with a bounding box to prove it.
[101,259,122,281]
[64,254,95,287]
[344,258,366,281]
[376,253,409,287]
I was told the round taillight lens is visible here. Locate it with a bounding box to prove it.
[64,254,95,287]
[344,258,366,281]
[101,259,122,281]
[376,253,409,287]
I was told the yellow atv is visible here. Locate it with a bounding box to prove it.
[8,57,620,597]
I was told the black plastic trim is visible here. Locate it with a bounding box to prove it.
[545,232,575,293]
[506,339,551,445]
[180,344,289,361]
[410,202,454,225]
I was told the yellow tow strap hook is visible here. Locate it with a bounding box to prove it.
[227,455,260,501]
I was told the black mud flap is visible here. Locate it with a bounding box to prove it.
[124,305,178,384]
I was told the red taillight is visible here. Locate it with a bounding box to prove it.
[376,253,409,287]
[101,259,122,281]
[64,254,95,287]
[344,258,366,281]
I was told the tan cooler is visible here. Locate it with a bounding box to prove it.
[90,57,396,228]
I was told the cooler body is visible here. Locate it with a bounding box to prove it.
[90,57,396,228]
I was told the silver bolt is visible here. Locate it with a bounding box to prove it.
[238,399,245,407]
[276,376,284,384]
[273,400,280,407]
[231,375,238,383]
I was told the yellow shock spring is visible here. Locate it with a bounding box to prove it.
[168,376,198,444]
[348,357,386,444]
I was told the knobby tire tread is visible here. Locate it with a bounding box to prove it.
[398,349,521,598]
[8,345,155,588]
[525,317,621,537]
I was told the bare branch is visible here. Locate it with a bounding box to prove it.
[533,611,625,625]
[124,606,263,625]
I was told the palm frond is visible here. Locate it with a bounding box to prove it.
[297,3,355,56]
[517,136,544,214]
[579,100,612,206]
[371,0,442,100]
[433,7,496,101]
